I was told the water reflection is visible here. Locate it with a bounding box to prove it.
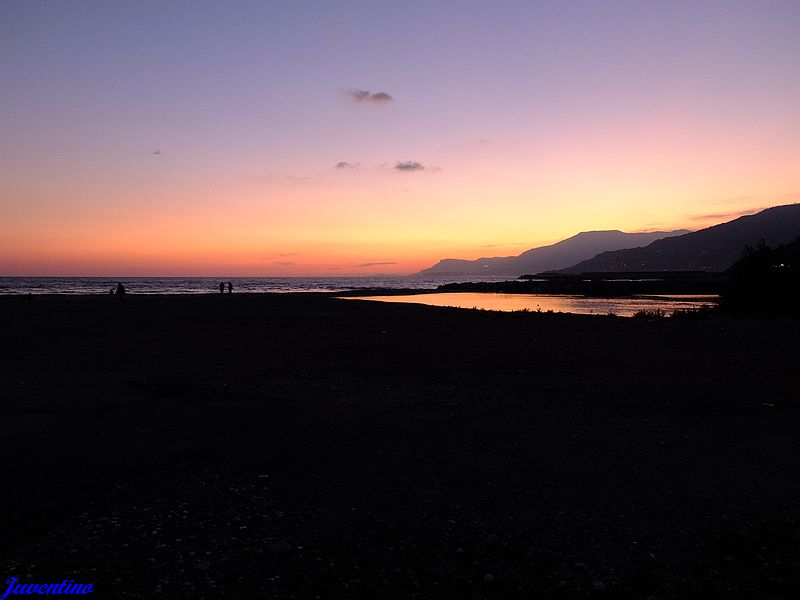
[344,293,718,317]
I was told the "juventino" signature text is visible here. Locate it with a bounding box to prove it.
[2,578,94,598]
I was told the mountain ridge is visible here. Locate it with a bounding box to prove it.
[562,204,800,273]
[417,229,689,276]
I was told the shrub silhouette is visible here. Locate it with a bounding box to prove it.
[670,307,714,320]
[722,237,800,314]
[632,308,668,320]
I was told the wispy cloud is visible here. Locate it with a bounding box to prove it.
[688,206,768,222]
[275,261,295,266]
[356,261,397,267]
[705,195,756,205]
[334,161,360,170]
[630,227,691,234]
[345,88,393,105]
[395,161,425,172]
[253,251,298,262]
[262,173,314,184]
[479,242,527,248]
[700,192,800,206]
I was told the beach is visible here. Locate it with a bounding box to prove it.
[1,293,798,598]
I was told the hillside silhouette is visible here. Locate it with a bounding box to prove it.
[562,204,800,273]
[418,230,687,276]
[722,236,800,314]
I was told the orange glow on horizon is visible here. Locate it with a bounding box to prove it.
[1,199,787,276]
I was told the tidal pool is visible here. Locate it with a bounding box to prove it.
[341,292,718,317]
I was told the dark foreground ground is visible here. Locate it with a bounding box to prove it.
[0,293,798,599]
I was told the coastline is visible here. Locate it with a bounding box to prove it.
[1,293,797,598]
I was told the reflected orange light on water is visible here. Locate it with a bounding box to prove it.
[343,293,718,317]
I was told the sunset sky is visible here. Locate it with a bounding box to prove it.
[2,1,800,276]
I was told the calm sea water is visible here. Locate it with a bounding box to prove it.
[345,292,719,317]
[0,277,719,316]
[0,276,513,295]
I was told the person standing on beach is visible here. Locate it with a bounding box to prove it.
[219,282,225,294]
[115,282,126,299]
[227,281,233,294]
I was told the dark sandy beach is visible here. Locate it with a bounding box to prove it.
[1,293,798,598]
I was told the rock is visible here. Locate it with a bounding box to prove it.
[404,569,419,590]
[267,542,294,556]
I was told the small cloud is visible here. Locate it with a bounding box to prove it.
[395,161,425,172]
[356,261,398,267]
[345,88,394,105]
[152,149,161,155]
[334,161,360,170]
[370,92,393,102]
[275,261,295,266]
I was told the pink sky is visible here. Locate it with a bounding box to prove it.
[2,2,799,275]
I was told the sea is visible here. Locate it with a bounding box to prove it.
[0,275,513,295]
[0,276,719,316]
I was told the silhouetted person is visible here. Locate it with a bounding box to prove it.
[109,287,115,295]
[116,282,126,300]
[219,282,225,294]
[227,281,233,294]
